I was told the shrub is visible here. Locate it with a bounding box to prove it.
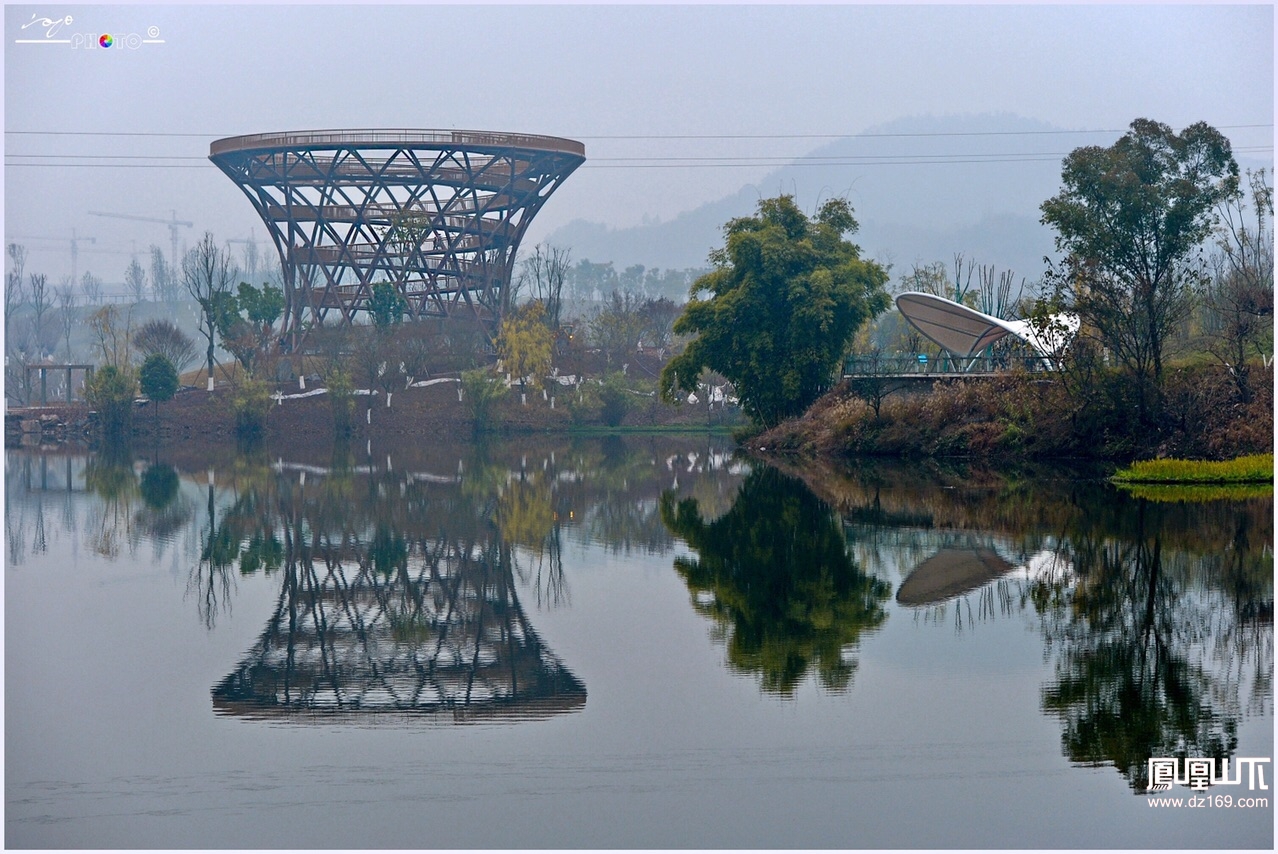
[460,368,508,433]
[598,372,632,427]
[85,365,136,437]
[327,368,354,436]
[232,377,272,437]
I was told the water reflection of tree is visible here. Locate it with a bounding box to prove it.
[771,455,1272,788]
[661,466,890,695]
[1029,497,1270,793]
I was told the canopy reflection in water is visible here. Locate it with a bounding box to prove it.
[895,547,1016,607]
[212,540,585,724]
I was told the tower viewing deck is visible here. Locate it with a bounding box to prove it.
[209,129,585,342]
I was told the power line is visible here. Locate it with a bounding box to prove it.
[4,124,1273,141]
[6,146,1272,171]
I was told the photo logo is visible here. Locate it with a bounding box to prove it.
[14,12,163,49]
[1148,756,1272,792]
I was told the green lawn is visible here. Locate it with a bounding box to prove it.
[1111,453,1273,484]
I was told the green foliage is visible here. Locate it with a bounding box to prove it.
[327,368,354,435]
[139,463,180,510]
[497,302,554,389]
[237,281,284,327]
[232,377,272,437]
[660,195,890,428]
[598,372,632,427]
[211,283,284,377]
[369,525,408,576]
[85,364,136,436]
[369,282,407,329]
[139,353,178,409]
[661,465,891,695]
[460,368,508,432]
[1041,118,1240,423]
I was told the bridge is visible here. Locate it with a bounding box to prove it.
[842,353,1060,382]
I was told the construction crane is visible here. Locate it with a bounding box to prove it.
[88,209,192,274]
[226,229,261,280]
[10,228,97,282]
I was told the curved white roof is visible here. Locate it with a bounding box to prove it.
[895,292,1078,359]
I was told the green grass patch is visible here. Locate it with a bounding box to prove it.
[1114,481,1273,503]
[1111,453,1273,485]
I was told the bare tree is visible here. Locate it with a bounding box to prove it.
[28,272,53,357]
[952,252,976,305]
[516,243,572,330]
[55,277,79,359]
[1204,168,1274,402]
[79,270,103,306]
[5,242,27,348]
[124,258,147,304]
[134,318,198,374]
[150,245,173,303]
[977,265,1016,318]
[88,304,133,368]
[182,232,238,385]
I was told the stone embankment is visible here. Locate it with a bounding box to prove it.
[5,407,95,447]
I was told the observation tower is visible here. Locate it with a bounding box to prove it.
[209,129,586,342]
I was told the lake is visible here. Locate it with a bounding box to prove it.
[4,435,1273,849]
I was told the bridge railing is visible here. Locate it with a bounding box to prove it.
[842,354,1060,376]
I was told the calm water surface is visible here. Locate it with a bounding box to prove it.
[5,436,1273,849]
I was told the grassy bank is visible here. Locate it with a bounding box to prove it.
[752,360,1272,463]
[1111,454,1274,484]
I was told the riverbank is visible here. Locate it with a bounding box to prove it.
[749,361,1273,464]
[5,373,742,453]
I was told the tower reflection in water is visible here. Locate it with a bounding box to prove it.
[212,537,585,723]
[201,445,587,724]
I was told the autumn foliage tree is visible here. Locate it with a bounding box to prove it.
[497,301,554,403]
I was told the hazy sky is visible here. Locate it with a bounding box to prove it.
[4,3,1273,285]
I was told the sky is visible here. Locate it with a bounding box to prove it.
[3,2,1274,287]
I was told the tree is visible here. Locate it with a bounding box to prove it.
[589,290,646,367]
[212,282,285,377]
[85,364,136,436]
[460,367,508,433]
[5,242,27,348]
[598,372,632,427]
[182,232,238,385]
[79,270,102,306]
[497,301,554,403]
[124,258,147,303]
[149,245,173,303]
[1040,119,1240,424]
[660,195,890,428]
[134,318,198,374]
[28,272,53,356]
[55,277,78,359]
[516,243,572,329]
[368,282,407,330]
[139,353,178,422]
[1203,168,1274,403]
[87,304,133,368]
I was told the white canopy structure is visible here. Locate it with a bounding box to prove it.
[895,292,1079,363]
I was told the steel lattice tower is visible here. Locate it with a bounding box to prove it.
[209,129,585,342]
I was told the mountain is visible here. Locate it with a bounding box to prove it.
[546,113,1272,288]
